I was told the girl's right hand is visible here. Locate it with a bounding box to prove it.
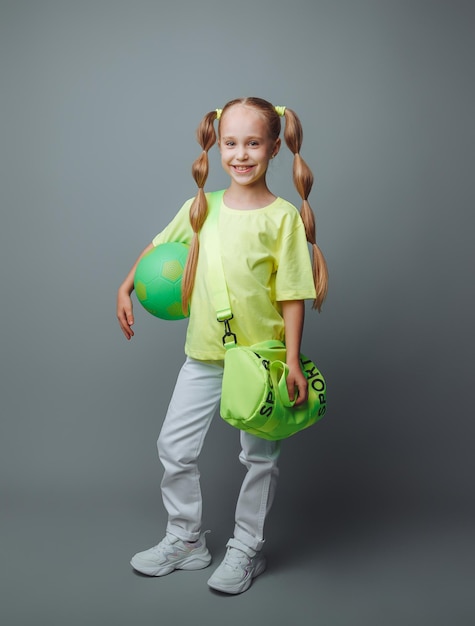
[117,289,135,340]
[116,243,154,340]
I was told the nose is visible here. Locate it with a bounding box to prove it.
[236,145,248,161]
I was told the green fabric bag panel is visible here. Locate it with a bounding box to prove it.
[220,340,326,441]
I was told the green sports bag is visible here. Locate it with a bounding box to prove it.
[220,339,326,441]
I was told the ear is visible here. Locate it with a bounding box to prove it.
[271,137,281,158]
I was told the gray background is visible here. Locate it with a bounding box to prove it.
[1,0,474,624]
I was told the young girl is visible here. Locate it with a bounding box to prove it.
[116,97,328,594]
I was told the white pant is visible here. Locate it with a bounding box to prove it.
[157,357,281,553]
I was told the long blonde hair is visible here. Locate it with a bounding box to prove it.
[181,97,328,313]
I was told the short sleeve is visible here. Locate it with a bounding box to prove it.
[152,197,194,247]
[274,217,316,301]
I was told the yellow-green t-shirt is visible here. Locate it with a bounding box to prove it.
[152,192,316,360]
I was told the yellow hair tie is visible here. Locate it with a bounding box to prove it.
[216,106,284,119]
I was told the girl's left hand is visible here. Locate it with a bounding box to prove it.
[286,364,308,406]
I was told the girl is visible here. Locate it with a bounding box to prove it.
[116,97,328,594]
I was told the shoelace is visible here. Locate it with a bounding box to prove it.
[151,536,174,555]
[152,535,186,557]
[152,535,199,558]
[223,547,250,571]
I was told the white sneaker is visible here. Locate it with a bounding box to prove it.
[130,532,211,576]
[207,538,266,594]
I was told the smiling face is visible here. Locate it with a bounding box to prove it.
[218,104,281,192]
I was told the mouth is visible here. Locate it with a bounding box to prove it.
[232,165,254,173]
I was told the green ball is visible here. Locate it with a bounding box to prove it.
[134,242,190,320]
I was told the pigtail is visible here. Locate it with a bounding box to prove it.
[181,110,219,313]
[283,108,328,311]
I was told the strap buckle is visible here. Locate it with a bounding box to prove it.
[220,315,237,346]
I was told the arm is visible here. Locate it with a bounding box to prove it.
[281,299,308,406]
[116,242,154,340]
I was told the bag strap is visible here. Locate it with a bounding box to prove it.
[205,190,237,345]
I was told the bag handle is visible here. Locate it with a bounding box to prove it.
[269,360,297,408]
